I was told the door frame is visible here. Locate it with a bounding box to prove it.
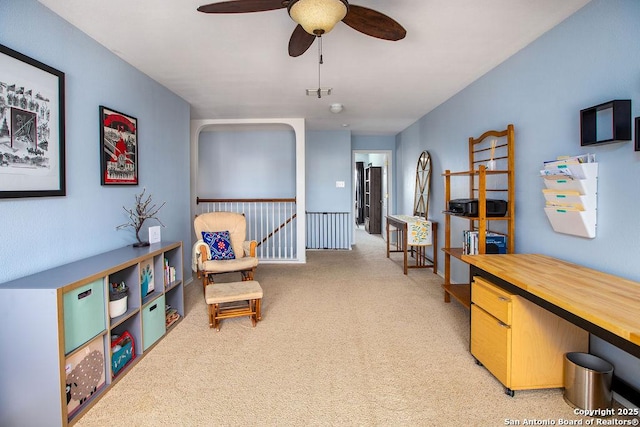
[351,149,393,244]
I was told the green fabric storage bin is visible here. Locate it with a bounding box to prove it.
[63,279,106,354]
[142,295,165,351]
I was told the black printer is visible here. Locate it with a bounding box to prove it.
[448,198,508,217]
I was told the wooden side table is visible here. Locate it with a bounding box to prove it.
[386,215,438,275]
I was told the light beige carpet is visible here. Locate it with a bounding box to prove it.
[76,229,596,426]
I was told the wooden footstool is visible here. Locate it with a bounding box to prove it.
[205,280,263,331]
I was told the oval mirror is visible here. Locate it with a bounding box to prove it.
[413,150,432,218]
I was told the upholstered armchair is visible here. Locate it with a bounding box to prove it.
[193,212,258,293]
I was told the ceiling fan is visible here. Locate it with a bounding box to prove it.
[197,0,407,57]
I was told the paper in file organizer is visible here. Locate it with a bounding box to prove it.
[540,157,598,238]
[543,175,597,194]
[540,153,596,179]
[542,189,596,211]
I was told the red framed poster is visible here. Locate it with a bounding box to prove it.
[99,106,138,185]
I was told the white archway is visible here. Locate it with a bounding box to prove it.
[190,118,306,263]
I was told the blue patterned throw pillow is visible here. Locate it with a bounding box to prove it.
[202,231,236,260]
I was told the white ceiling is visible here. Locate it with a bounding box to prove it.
[38,0,590,135]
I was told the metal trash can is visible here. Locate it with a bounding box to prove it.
[563,352,614,411]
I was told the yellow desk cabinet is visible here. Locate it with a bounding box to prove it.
[471,276,588,396]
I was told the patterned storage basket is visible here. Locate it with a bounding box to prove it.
[111,331,135,376]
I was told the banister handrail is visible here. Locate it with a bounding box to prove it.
[259,213,297,246]
[195,197,298,261]
[197,197,296,204]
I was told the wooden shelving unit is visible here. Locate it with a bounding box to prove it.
[442,124,515,308]
[364,165,382,234]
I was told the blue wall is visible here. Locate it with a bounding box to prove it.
[396,0,640,391]
[306,130,352,212]
[198,130,296,199]
[195,131,397,244]
[0,0,192,283]
[197,129,351,211]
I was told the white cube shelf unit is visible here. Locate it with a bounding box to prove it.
[0,241,184,427]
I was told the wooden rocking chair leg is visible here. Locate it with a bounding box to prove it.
[213,303,221,331]
[250,300,257,327]
[208,303,215,328]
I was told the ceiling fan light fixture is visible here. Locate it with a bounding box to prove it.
[288,0,348,36]
[306,88,332,97]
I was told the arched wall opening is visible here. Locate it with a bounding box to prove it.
[190,118,306,263]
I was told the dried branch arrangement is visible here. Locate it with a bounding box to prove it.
[116,188,166,247]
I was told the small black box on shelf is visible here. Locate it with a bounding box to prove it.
[448,198,508,217]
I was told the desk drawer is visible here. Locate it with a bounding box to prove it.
[471,277,512,325]
[471,304,510,386]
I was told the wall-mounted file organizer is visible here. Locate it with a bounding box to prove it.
[541,162,598,238]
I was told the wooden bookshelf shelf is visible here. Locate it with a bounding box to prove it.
[442,247,464,259]
[442,125,515,308]
[444,214,513,222]
[442,283,471,309]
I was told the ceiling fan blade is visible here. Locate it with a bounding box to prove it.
[197,0,287,14]
[342,5,406,41]
[289,25,316,57]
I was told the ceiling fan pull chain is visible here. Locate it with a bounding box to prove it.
[317,35,323,98]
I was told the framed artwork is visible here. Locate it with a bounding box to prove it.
[635,117,640,152]
[99,106,138,185]
[140,258,155,297]
[0,43,66,198]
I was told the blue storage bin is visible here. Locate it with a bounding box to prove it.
[142,295,165,351]
[64,279,106,354]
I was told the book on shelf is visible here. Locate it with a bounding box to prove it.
[165,304,180,328]
[463,230,507,255]
[163,258,176,288]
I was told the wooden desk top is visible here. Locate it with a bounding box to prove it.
[461,253,640,347]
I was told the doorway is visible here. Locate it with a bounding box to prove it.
[352,150,392,245]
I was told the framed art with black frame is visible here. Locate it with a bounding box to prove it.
[99,106,138,185]
[0,43,66,199]
[635,117,640,152]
